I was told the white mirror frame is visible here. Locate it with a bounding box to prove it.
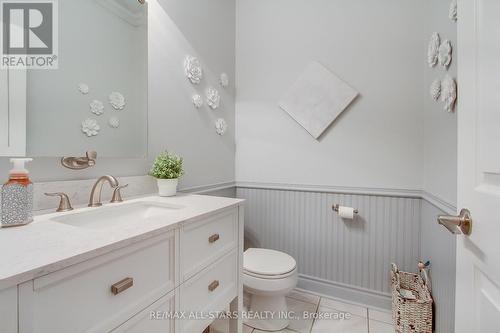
[0,69,26,157]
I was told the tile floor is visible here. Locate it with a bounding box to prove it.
[210,289,393,333]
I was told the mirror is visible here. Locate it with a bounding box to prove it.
[25,0,148,158]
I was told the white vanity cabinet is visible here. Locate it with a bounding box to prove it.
[3,202,244,333]
[0,286,18,333]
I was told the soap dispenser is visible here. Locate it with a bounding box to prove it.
[1,158,34,227]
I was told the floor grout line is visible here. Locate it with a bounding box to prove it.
[367,307,370,333]
[309,297,321,333]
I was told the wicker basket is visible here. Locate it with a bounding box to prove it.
[391,263,433,333]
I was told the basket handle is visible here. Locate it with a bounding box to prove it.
[391,263,400,288]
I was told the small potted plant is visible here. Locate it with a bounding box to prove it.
[149,152,184,197]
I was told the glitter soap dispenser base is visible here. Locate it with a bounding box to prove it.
[1,158,34,228]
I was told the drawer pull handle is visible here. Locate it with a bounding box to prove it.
[208,280,220,292]
[209,234,220,243]
[111,277,134,295]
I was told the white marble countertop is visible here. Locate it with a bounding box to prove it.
[0,194,244,290]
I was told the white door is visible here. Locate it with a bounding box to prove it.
[455,0,500,332]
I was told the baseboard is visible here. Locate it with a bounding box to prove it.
[297,274,391,310]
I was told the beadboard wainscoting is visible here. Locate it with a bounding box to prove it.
[237,184,457,333]
[237,186,422,309]
[420,199,456,333]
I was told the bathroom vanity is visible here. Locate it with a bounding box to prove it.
[0,194,244,333]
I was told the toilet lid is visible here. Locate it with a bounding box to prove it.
[244,248,296,276]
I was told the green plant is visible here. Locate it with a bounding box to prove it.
[149,152,184,179]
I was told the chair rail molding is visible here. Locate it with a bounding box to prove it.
[236,181,456,214]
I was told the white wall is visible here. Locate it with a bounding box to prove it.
[148,0,235,188]
[0,0,236,190]
[420,4,458,332]
[235,0,425,190]
[422,0,458,206]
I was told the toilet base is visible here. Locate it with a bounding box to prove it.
[244,294,289,331]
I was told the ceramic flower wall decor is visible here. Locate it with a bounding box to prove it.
[438,40,453,69]
[78,83,89,95]
[89,100,104,116]
[430,79,442,101]
[184,55,203,84]
[220,73,229,88]
[108,117,120,129]
[206,87,221,110]
[215,118,228,136]
[449,0,457,22]
[192,94,203,108]
[427,33,440,68]
[109,92,126,110]
[81,118,100,137]
[441,75,457,113]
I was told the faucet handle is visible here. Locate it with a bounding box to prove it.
[111,184,128,203]
[45,192,74,212]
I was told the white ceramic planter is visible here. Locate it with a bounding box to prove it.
[156,178,179,197]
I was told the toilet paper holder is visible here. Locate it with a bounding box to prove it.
[332,204,359,215]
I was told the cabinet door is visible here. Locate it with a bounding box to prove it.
[0,287,17,333]
[18,232,177,333]
[0,69,26,156]
[112,290,177,333]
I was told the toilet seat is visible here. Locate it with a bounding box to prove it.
[244,267,297,279]
[243,248,298,331]
[243,248,297,279]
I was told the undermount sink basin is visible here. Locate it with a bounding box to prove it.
[51,201,183,229]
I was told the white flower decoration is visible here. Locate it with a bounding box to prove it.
[206,87,221,110]
[430,79,441,101]
[441,75,457,113]
[81,118,100,137]
[220,73,229,88]
[89,100,104,116]
[78,83,89,95]
[427,33,440,68]
[438,40,452,69]
[184,55,203,84]
[109,92,126,110]
[215,118,227,136]
[192,94,203,108]
[108,117,120,128]
[449,0,457,22]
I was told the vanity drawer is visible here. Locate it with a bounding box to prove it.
[179,250,238,333]
[180,208,238,280]
[111,289,177,333]
[19,232,176,333]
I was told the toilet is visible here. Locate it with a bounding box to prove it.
[243,248,298,331]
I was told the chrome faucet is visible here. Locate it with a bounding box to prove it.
[88,175,119,207]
